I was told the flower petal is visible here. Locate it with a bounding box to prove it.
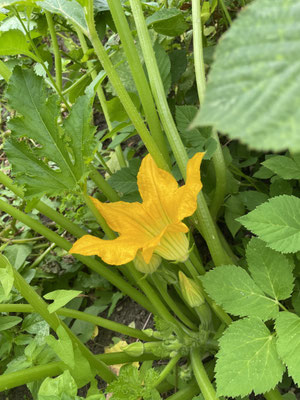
[90,197,160,238]
[171,152,205,221]
[70,234,143,265]
[137,154,179,226]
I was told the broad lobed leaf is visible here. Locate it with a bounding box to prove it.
[238,195,300,254]
[216,318,284,397]
[193,0,300,152]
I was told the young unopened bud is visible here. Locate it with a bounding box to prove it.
[123,342,144,357]
[178,271,205,308]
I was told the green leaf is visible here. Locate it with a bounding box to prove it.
[224,195,245,237]
[0,254,14,298]
[239,191,269,211]
[38,370,77,400]
[192,0,300,152]
[201,265,279,320]
[146,8,188,37]
[5,67,96,198]
[247,238,294,300]
[46,325,75,369]
[3,243,32,270]
[238,195,300,254]
[154,42,171,94]
[44,290,82,313]
[262,156,300,180]
[276,311,300,386]
[0,316,22,331]
[36,0,87,34]
[108,158,141,195]
[175,106,215,158]
[216,318,284,397]
[0,30,37,59]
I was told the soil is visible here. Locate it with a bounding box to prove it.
[0,297,153,400]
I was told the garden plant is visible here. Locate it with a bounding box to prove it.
[0,0,300,399]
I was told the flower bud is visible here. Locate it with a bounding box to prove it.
[123,342,144,357]
[178,271,205,308]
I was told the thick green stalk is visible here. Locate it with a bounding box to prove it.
[84,0,169,171]
[83,191,115,238]
[129,0,230,266]
[0,351,163,392]
[153,354,181,388]
[0,198,154,313]
[219,0,232,25]
[151,273,198,330]
[127,262,185,334]
[76,28,127,169]
[192,0,227,221]
[12,268,115,382]
[106,0,171,167]
[190,350,219,400]
[45,12,62,91]
[0,304,152,341]
[167,380,199,400]
[0,362,64,392]
[89,167,120,201]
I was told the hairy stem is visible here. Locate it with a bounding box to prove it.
[45,12,62,91]
[190,351,219,400]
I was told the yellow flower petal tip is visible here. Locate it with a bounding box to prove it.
[69,153,204,268]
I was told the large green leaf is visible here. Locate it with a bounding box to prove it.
[238,195,300,253]
[0,30,37,59]
[276,312,300,385]
[36,0,87,34]
[201,265,279,320]
[193,0,300,152]
[246,238,294,301]
[262,156,300,180]
[216,318,284,397]
[5,67,96,198]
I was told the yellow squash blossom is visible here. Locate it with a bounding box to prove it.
[70,152,204,271]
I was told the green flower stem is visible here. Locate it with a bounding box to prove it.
[0,351,163,392]
[31,242,56,269]
[150,273,198,331]
[126,262,185,334]
[0,304,153,341]
[45,12,62,91]
[0,362,64,392]
[85,0,169,171]
[13,8,70,110]
[106,0,171,167]
[0,236,43,243]
[264,388,284,400]
[190,350,219,400]
[0,198,154,313]
[167,379,199,400]
[153,354,181,388]
[82,190,115,239]
[89,166,119,201]
[185,259,232,326]
[76,28,127,169]
[129,0,230,267]
[219,0,232,26]
[12,267,115,382]
[192,0,227,221]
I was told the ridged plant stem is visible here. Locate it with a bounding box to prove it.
[84,0,169,171]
